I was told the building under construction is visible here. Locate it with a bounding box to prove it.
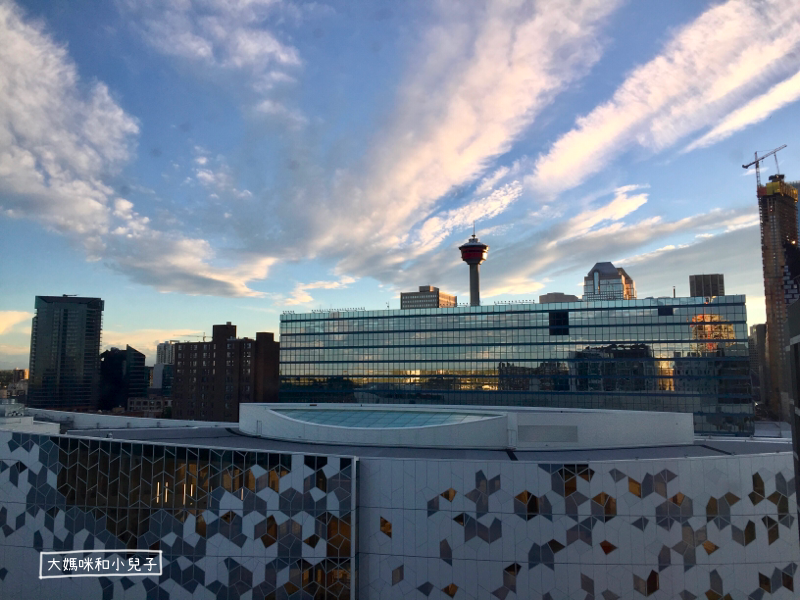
[747,146,799,420]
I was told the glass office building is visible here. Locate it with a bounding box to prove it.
[28,295,104,411]
[280,296,753,435]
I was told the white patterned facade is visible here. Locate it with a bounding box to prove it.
[0,405,797,599]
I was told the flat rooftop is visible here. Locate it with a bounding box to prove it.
[68,425,791,462]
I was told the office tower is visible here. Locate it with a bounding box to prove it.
[689,273,725,297]
[4,404,796,599]
[400,286,457,309]
[459,232,489,306]
[538,292,580,303]
[11,369,27,383]
[156,341,175,365]
[280,294,752,435]
[172,323,279,422]
[758,174,798,420]
[99,345,147,411]
[28,295,104,411]
[583,262,636,300]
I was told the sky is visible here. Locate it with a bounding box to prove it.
[2,0,800,367]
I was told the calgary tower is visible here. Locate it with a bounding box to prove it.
[459,227,489,306]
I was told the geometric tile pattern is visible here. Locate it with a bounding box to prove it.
[0,431,356,599]
[2,428,800,599]
[358,455,800,598]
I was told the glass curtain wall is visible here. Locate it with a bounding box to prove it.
[280,297,752,435]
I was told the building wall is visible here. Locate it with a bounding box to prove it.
[280,298,753,435]
[400,287,457,310]
[0,430,797,599]
[689,274,725,298]
[358,453,798,599]
[99,345,147,411]
[156,341,175,365]
[173,325,279,422]
[28,296,104,411]
[0,431,356,599]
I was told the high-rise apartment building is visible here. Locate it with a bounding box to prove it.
[583,262,636,301]
[400,286,457,309]
[172,323,279,422]
[28,295,104,411]
[156,341,175,365]
[689,273,725,297]
[280,295,752,435]
[758,174,798,420]
[99,345,147,411]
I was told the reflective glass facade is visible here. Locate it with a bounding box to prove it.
[28,296,104,411]
[280,296,753,435]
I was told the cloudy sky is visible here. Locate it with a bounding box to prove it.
[2,0,800,367]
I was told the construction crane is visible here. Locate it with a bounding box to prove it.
[742,144,787,187]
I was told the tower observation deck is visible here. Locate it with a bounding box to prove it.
[459,233,489,306]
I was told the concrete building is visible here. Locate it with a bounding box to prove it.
[156,341,175,365]
[583,262,636,301]
[538,292,581,303]
[172,323,279,422]
[0,403,797,599]
[689,273,725,297]
[400,286,457,309]
[280,296,752,435]
[27,295,104,411]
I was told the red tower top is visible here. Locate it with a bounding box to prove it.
[459,233,489,265]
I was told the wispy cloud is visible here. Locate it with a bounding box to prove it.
[0,311,32,335]
[686,68,800,151]
[312,0,623,276]
[547,185,649,248]
[285,275,357,306]
[120,0,302,119]
[103,328,204,362]
[0,1,274,297]
[529,0,800,195]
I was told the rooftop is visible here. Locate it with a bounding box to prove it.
[16,404,789,462]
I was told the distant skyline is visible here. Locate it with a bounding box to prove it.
[3,0,800,367]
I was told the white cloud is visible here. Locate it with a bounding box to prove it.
[0,311,32,335]
[483,278,544,298]
[0,2,275,297]
[685,68,800,151]
[102,328,203,362]
[0,1,138,242]
[412,181,523,254]
[547,185,649,248]
[285,275,357,306]
[120,0,301,117]
[316,0,623,276]
[529,0,800,195]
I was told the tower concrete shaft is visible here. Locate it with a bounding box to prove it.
[459,233,489,307]
[468,263,481,306]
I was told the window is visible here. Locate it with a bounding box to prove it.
[549,310,569,336]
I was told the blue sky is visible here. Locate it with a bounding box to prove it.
[2,0,800,367]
